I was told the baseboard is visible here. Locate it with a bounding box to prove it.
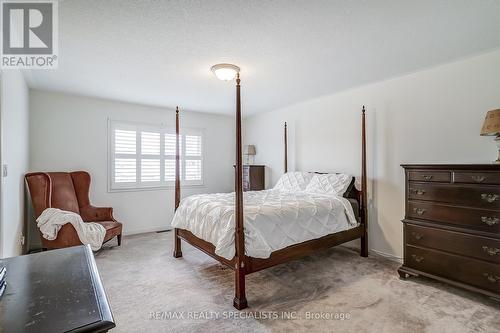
[123,226,171,236]
[370,248,403,264]
[339,245,402,263]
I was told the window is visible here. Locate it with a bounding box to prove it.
[109,120,204,190]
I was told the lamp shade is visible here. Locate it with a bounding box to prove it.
[481,109,500,136]
[243,145,256,156]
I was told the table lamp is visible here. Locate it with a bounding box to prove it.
[481,109,500,164]
[243,145,256,165]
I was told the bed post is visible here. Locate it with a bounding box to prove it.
[284,122,288,173]
[173,106,183,258]
[233,73,248,310]
[360,106,368,257]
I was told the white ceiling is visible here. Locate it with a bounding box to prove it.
[25,0,500,116]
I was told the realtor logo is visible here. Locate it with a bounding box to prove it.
[1,0,58,69]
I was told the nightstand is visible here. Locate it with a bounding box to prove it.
[234,165,265,191]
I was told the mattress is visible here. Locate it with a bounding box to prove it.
[171,189,359,260]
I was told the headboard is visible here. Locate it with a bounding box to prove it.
[311,172,359,200]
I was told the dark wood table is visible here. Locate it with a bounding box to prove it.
[0,245,115,332]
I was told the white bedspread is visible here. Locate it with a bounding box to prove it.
[171,189,358,260]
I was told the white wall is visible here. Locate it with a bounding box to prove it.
[30,90,235,235]
[1,70,30,258]
[243,49,500,260]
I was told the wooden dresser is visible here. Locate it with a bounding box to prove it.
[398,164,500,300]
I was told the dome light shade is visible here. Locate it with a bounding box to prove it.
[211,63,240,81]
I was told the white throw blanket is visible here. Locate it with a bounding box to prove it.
[37,208,106,251]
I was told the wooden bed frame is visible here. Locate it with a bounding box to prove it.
[172,75,368,310]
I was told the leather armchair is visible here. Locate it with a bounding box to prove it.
[25,171,123,250]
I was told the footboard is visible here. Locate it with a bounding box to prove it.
[246,225,365,273]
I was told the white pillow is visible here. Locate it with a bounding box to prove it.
[306,173,353,196]
[274,172,313,191]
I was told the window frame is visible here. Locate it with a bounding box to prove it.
[108,119,205,192]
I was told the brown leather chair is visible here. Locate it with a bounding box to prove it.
[25,171,122,250]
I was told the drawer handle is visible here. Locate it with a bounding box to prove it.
[482,246,500,256]
[411,232,423,240]
[412,208,426,215]
[422,175,433,180]
[481,194,499,203]
[481,217,500,226]
[483,273,500,283]
[410,188,426,196]
[411,254,424,263]
[472,175,486,183]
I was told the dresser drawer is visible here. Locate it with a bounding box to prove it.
[408,183,500,209]
[406,245,500,293]
[454,172,500,185]
[407,201,500,233]
[408,171,451,183]
[406,224,500,264]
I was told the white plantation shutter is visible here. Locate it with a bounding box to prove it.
[185,160,202,181]
[185,135,201,156]
[109,120,204,190]
[184,133,203,182]
[164,160,182,182]
[141,131,160,155]
[113,128,137,183]
[114,158,136,183]
[115,129,136,154]
[164,134,182,182]
[141,131,161,183]
[141,159,161,182]
[164,133,182,156]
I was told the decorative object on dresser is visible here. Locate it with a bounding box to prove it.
[233,165,265,191]
[481,109,500,164]
[243,145,256,165]
[398,164,500,300]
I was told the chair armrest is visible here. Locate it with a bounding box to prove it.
[40,223,83,249]
[80,205,115,222]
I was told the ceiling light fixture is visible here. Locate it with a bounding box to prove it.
[211,63,240,81]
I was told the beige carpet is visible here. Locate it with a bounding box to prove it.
[94,232,500,333]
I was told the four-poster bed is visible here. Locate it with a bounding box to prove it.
[172,73,368,310]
